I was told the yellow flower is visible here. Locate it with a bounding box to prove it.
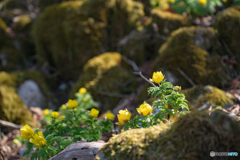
[137,103,153,116]
[83,98,88,102]
[51,111,59,119]
[67,99,78,109]
[29,131,46,147]
[106,111,115,120]
[90,108,99,118]
[43,109,49,116]
[168,0,175,3]
[199,0,207,5]
[116,109,131,125]
[20,125,34,139]
[173,86,181,91]
[151,71,164,84]
[74,108,77,111]
[79,87,87,94]
[60,115,66,120]
[13,139,21,145]
[61,104,67,110]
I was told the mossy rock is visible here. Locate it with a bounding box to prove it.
[97,111,240,160]
[151,27,229,88]
[182,85,236,111]
[214,8,240,71]
[33,0,144,80]
[70,52,137,112]
[0,71,57,109]
[0,85,35,127]
[38,0,75,11]
[151,9,189,36]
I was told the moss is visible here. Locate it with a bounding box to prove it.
[214,8,240,71]
[151,9,189,36]
[70,52,137,112]
[97,111,240,160]
[151,27,229,89]
[0,72,18,87]
[33,0,144,80]
[0,85,35,127]
[12,15,32,32]
[182,85,235,111]
[38,0,75,11]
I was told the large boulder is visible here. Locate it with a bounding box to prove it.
[33,0,144,80]
[214,8,240,71]
[97,111,240,160]
[151,27,229,88]
[70,52,137,112]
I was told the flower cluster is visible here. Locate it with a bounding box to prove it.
[116,71,189,129]
[20,125,46,147]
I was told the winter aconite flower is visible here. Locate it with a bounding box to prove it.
[90,108,99,118]
[168,0,175,3]
[43,109,49,116]
[61,104,67,110]
[67,99,78,109]
[116,109,131,125]
[137,103,153,117]
[29,131,46,147]
[199,0,207,5]
[51,111,59,119]
[60,115,66,120]
[151,71,164,84]
[20,125,34,139]
[173,86,181,91]
[106,111,115,120]
[79,88,87,94]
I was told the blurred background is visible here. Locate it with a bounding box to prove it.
[1,0,240,159]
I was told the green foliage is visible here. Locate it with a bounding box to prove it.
[23,90,114,160]
[152,0,223,17]
[124,76,189,130]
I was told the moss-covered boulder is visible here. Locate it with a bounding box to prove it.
[12,15,32,32]
[33,0,144,80]
[214,8,240,71]
[97,111,240,160]
[38,0,72,11]
[0,85,35,127]
[0,71,56,109]
[70,52,137,112]
[182,85,236,111]
[151,9,189,36]
[151,27,229,88]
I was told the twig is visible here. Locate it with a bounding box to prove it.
[122,56,139,71]
[133,71,157,87]
[0,120,21,130]
[177,68,196,86]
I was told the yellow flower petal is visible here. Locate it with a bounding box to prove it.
[199,0,207,5]
[67,99,78,109]
[137,103,153,117]
[43,109,49,116]
[152,71,164,84]
[116,109,131,125]
[106,111,115,120]
[51,111,59,119]
[20,125,34,139]
[79,88,87,94]
[90,108,99,118]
